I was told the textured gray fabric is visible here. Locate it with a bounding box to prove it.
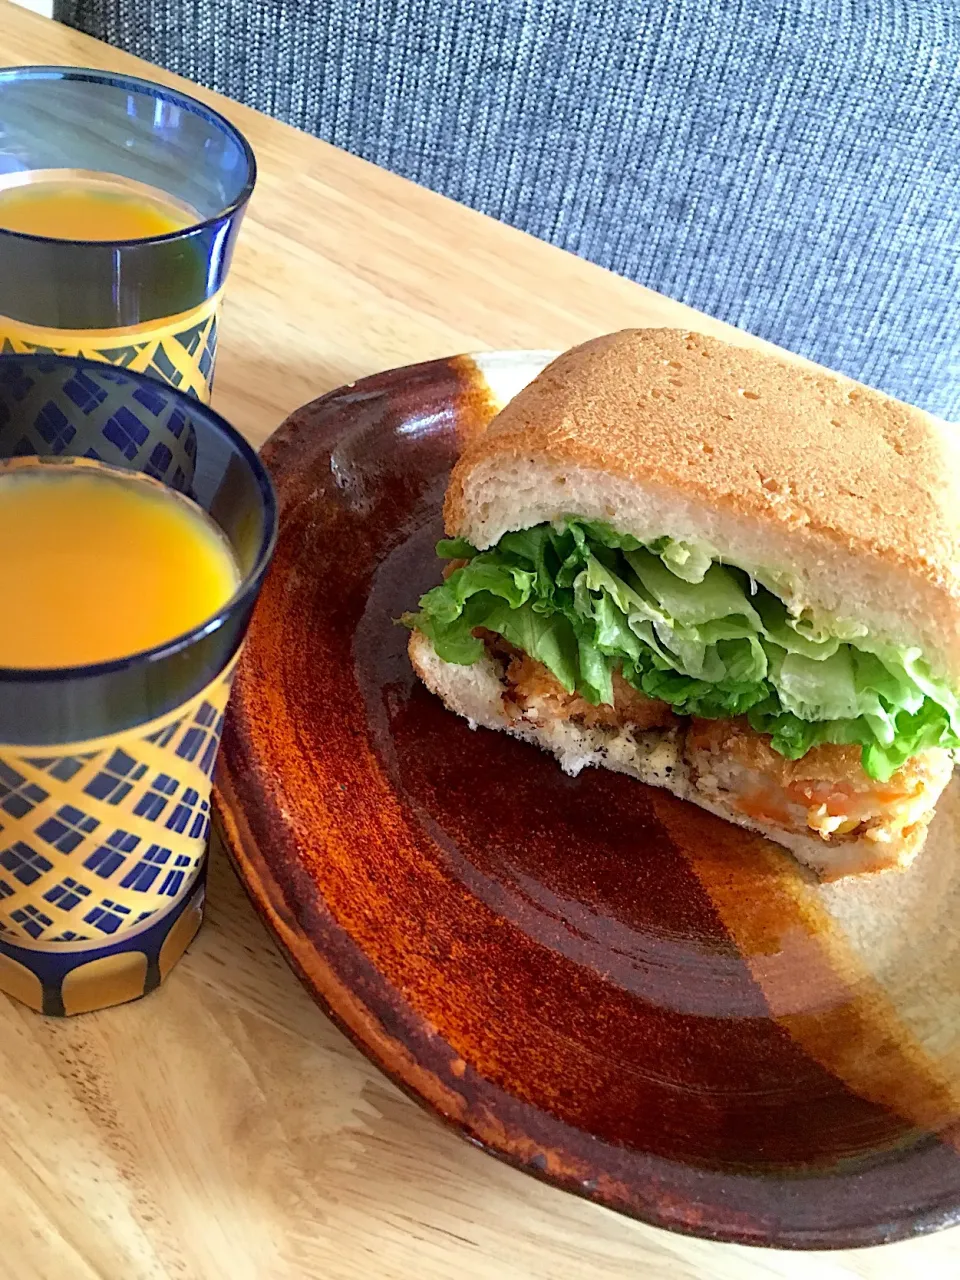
[57,0,960,417]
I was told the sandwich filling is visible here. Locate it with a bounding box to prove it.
[404,519,960,850]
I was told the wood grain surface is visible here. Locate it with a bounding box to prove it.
[2,5,959,1276]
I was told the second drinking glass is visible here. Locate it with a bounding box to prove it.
[0,65,256,401]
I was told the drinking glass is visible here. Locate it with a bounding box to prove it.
[0,66,256,402]
[0,353,276,1015]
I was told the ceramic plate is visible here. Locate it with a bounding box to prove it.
[215,352,960,1249]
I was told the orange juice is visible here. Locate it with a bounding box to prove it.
[0,462,239,668]
[0,177,193,241]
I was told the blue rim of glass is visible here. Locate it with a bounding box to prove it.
[0,65,258,248]
[0,354,277,686]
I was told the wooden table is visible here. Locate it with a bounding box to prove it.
[2,6,958,1277]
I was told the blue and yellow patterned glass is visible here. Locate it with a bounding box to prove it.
[0,66,255,402]
[0,355,276,1015]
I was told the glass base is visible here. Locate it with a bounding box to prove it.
[0,865,205,1016]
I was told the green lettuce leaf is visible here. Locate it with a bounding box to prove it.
[436,536,479,559]
[402,519,960,780]
[648,536,715,584]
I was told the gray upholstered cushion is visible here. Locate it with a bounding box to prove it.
[59,0,960,416]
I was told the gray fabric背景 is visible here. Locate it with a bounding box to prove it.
[57,0,960,417]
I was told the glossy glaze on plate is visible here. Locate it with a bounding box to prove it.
[215,352,960,1249]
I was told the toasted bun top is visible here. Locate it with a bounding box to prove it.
[444,328,960,684]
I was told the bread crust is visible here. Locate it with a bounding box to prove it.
[444,328,960,683]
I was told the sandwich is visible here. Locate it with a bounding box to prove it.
[403,329,960,879]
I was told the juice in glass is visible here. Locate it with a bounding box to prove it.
[0,460,239,668]
[0,177,194,241]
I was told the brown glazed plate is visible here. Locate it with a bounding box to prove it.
[215,350,960,1250]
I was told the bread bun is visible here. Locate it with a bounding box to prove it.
[444,329,960,686]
